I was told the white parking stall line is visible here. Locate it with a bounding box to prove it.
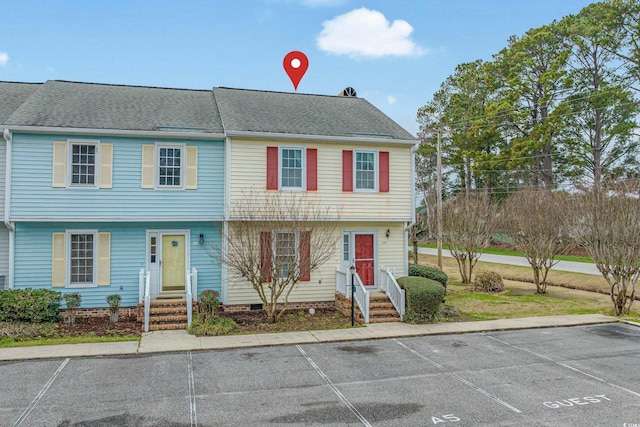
[187,352,198,427]
[395,340,522,414]
[296,345,373,427]
[13,358,70,427]
[486,335,640,399]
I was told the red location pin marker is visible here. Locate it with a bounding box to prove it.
[283,51,308,91]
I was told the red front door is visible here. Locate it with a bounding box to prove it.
[355,234,375,286]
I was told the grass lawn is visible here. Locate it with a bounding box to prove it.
[420,254,640,323]
[0,335,141,348]
[418,243,593,263]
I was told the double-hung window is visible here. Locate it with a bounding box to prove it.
[275,231,297,278]
[158,144,184,188]
[355,151,376,190]
[68,140,99,188]
[280,148,304,190]
[68,231,97,287]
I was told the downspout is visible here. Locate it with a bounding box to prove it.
[3,128,14,288]
[404,142,420,276]
[221,136,231,304]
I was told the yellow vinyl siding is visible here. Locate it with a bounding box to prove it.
[99,144,113,189]
[185,146,198,189]
[52,142,67,188]
[97,232,111,286]
[229,139,412,220]
[141,144,155,188]
[225,221,407,305]
[52,233,66,287]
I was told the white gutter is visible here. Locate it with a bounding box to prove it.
[221,136,232,304]
[411,142,418,224]
[3,128,14,288]
[225,130,417,146]
[5,125,225,141]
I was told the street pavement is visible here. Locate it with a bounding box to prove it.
[417,247,602,275]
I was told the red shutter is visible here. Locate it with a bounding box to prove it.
[306,148,317,191]
[300,231,311,281]
[342,150,353,192]
[266,147,278,190]
[260,232,272,282]
[379,151,389,192]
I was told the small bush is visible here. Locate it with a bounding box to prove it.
[473,270,505,293]
[397,276,445,324]
[64,293,82,325]
[106,294,122,324]
[0,321,58,340]
[198,290,220,320]
[409,264,448,290]
[188,314,237,336]
[0,289,62,323]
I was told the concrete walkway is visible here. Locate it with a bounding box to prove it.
[417,247,602,276]
[0,314,623,361]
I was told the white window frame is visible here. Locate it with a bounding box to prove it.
[67,139,100,189]
[273,230,300,279]
[65,229,98,288]
[156,142,186,190]
[354,150,378,192]
[279,146,306,191]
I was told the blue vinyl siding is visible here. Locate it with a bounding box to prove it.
[14,221,221,308]
[10,133,224,219]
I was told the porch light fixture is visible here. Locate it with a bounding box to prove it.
[349,264,356,326]
[385,229,390,238]
[199,233,204,245]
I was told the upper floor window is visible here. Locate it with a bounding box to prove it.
[355,151,376,190]
[280,147,304,189]
[157,144,184,188]
[266,146,317,191]
[70,143,97,187]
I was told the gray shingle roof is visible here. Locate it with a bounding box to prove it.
[0,82,41,124]
[6,80,224,134]
[213,87,415,141]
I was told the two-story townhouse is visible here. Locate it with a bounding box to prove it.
[213,87,416,318]
[0,82,42,290]
[3,81,225,312]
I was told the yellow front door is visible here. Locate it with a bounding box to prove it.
[162,235,186,291]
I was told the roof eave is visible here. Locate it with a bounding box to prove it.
[225,130,416,145]
[5,125,225,140]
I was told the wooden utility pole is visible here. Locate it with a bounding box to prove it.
[436,129,443,270]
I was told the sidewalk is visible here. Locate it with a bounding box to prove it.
[0,314,621,361]
[417,247,601,276]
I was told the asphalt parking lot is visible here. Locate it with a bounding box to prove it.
[1,323,639,426]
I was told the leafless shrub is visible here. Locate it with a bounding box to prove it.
[499,189,572,294]
[211,189,340,323]
[473,270,505,293]
[563,181,640,315]
[442,193,497,284]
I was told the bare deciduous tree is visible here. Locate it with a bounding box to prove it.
[564,182,640,315]
[500,189,571,294]
[442,193,497,284]
[212,189,340,322]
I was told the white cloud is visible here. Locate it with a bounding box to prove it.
[0,52,8,66]
[317,8,426,59]
[387,95,397,105]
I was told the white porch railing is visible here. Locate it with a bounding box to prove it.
[335,267,370,324]
[186,268,198,328]
[143,270,151,332]
[380,266,405,319]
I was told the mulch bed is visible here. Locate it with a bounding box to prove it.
[221,308,353,334]
[57,315,142,337]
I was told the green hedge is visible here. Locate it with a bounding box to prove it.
[397,276,445,324]
[0,289,62,323]
[409,264,448,289]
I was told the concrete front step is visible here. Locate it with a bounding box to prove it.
[148,323,188,331]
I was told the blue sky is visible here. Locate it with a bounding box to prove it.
[1,0,595,135]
